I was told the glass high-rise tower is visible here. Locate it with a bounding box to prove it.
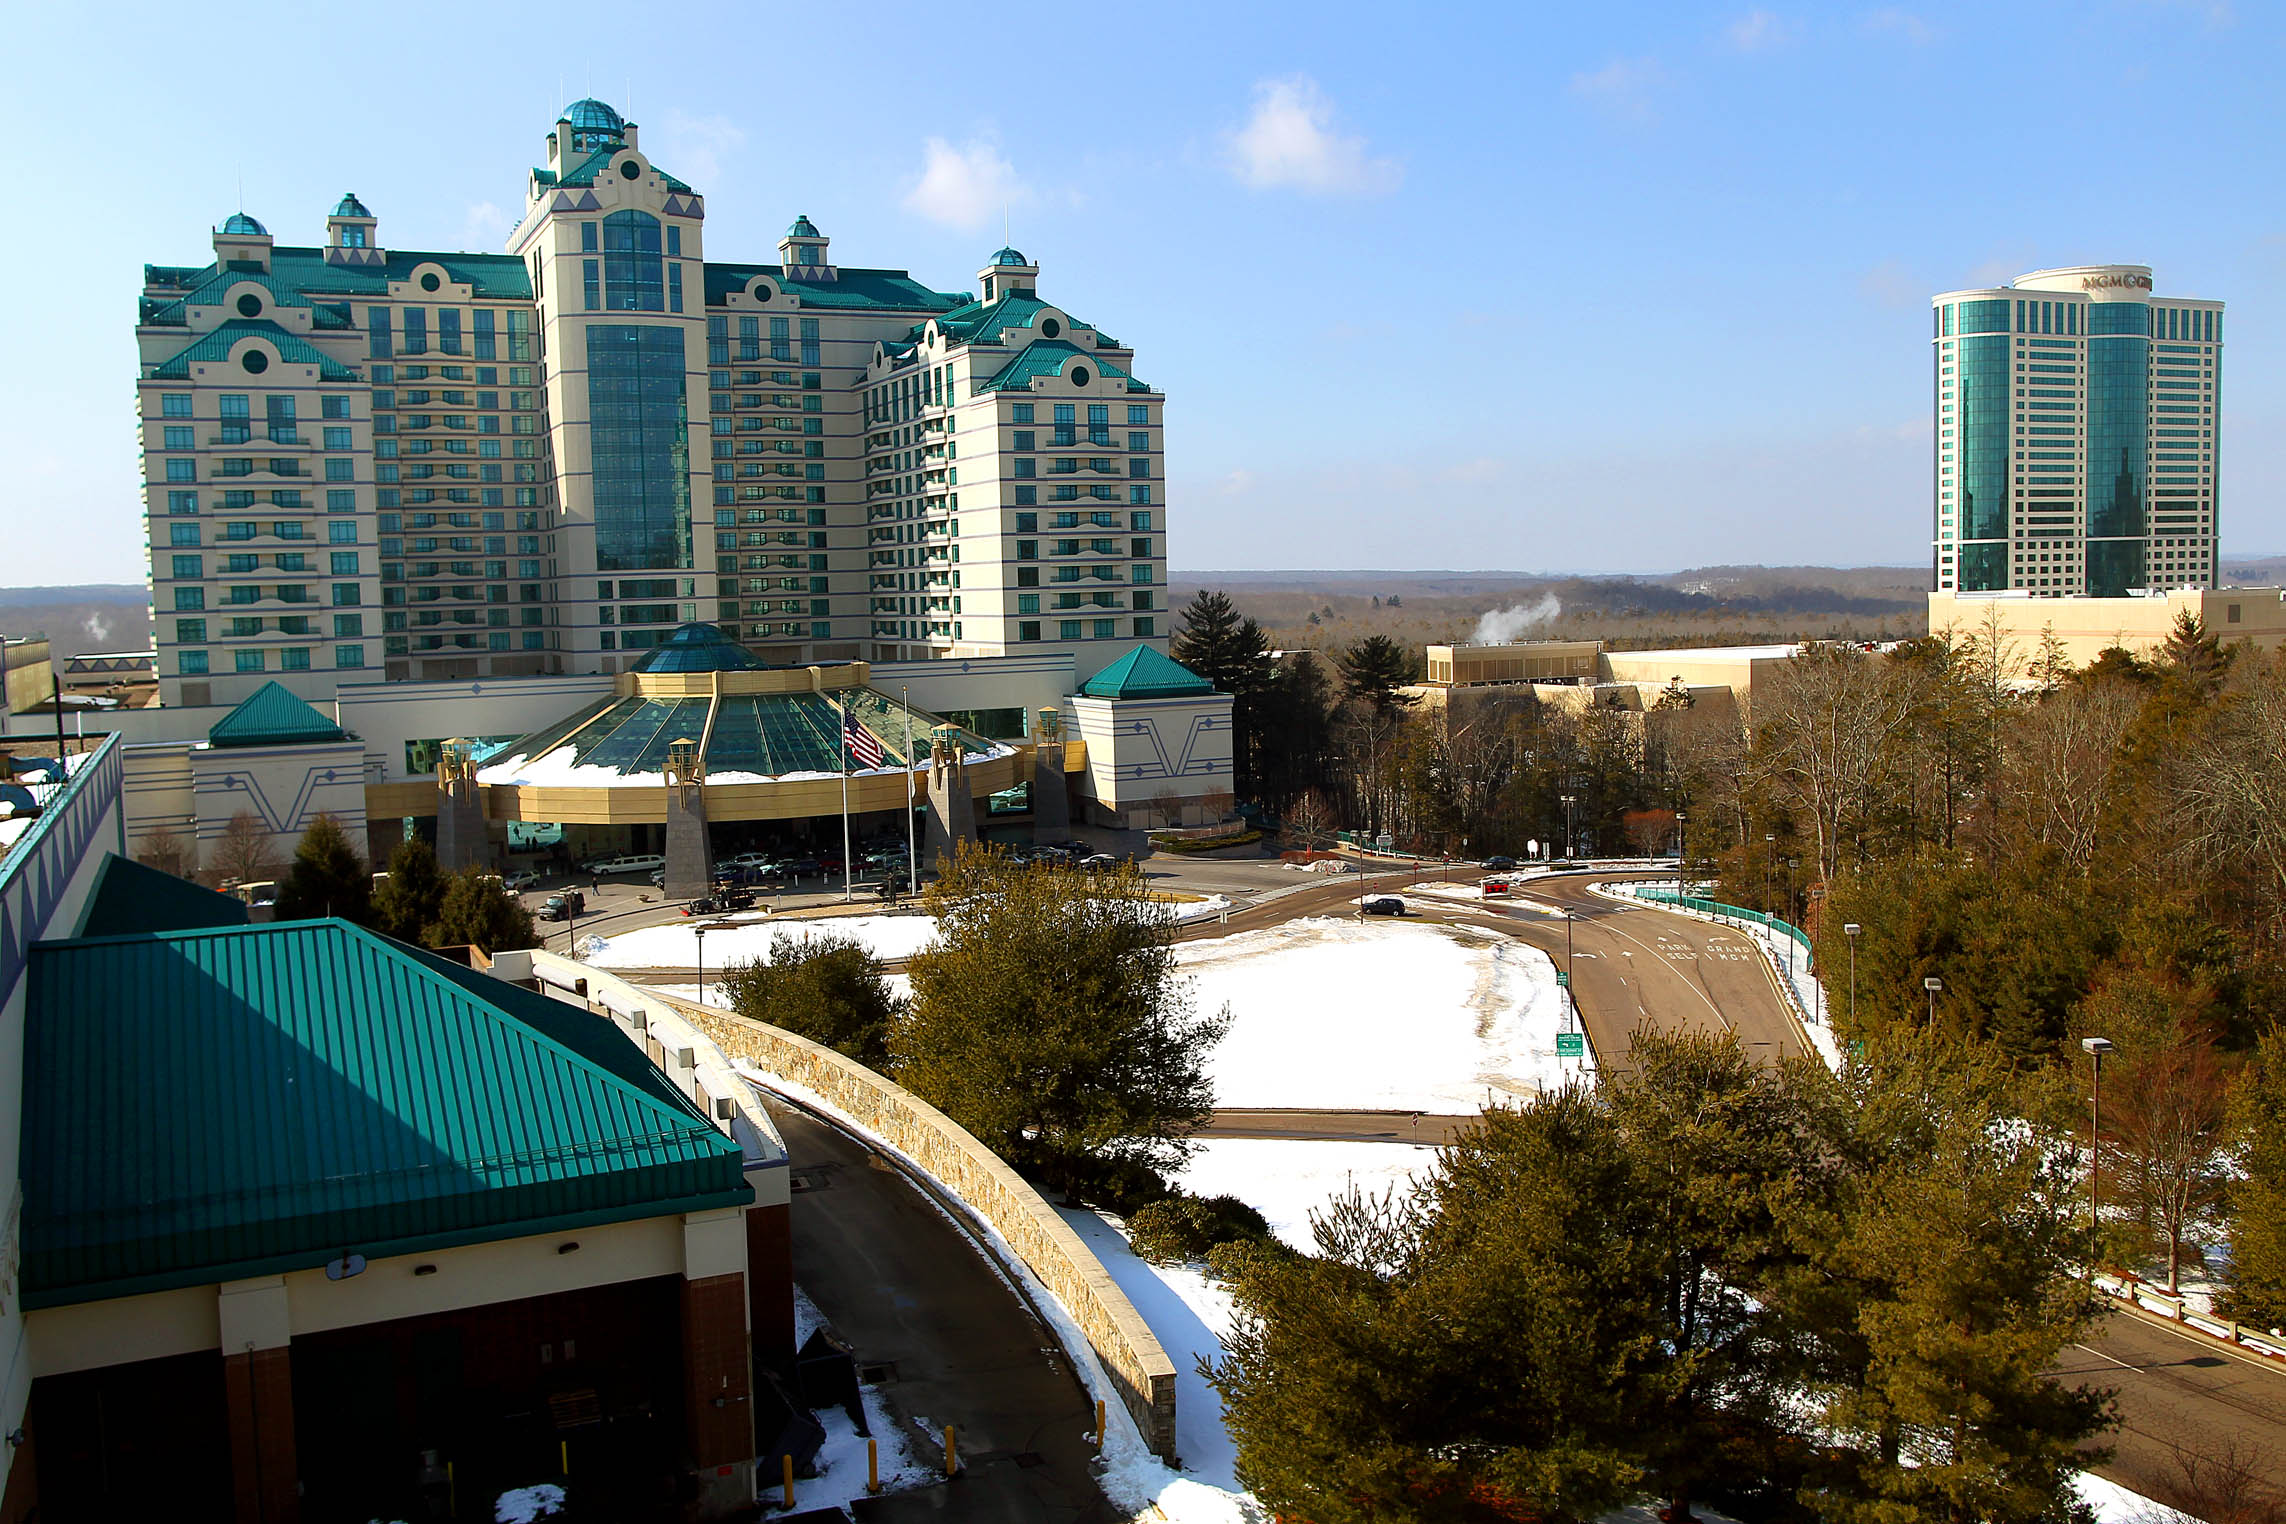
[1930,265,2221,598]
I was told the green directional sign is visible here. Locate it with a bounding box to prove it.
[1556,1033,1585,1058]
[1555,971,1570,988]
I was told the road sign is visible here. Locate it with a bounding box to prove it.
[1555,1033,1585,1058]
[1555,971,1570,988]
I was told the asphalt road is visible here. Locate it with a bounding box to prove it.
[762,1099,1115,1523]
[2057,1304,2286,1497]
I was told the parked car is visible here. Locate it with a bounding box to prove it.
[780,857,822,878]
[685,889,756,916]
[1481,855,1517,871]
[1362,895,1406,917]
[723,851,774,869]
[581,853,665,876]
[504,869,544,892]
[538,890,586,922]
[1077,853,1123,872]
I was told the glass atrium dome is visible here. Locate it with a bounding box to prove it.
[561,98,627,153]
[219,212,268,236]
[990,246,1029,266]
[628,622,767,675]
[786,215,822,239]
[332,192,373,219]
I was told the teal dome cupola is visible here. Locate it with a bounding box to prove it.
[787,215,822,239]
[978,245,1037,301]
[219,212,268,237]
[560,97,628,154]
[332,192,372,219]
[778,215,833,280]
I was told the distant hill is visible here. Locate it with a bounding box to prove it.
[0,585,151,656]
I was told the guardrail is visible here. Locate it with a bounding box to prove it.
[644,989,1181,1461]
[2095,1271,2286,1363]
[1608,882,1823,1035]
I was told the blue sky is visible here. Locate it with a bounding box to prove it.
[8,0,2279,583]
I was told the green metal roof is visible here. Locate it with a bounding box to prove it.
[555,144,693,193]
[21,920,751,1308]
[975,339,1152,394]
[1079,645,1216,699]
[702,262,966,313]
[140,269,357,330]
[143,246,534,307]
[73,854,248,939]
[207,680,349,748]
[148,320,361,383]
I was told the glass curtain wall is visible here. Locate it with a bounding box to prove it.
[587,324,692,571]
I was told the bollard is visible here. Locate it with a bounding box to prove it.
[944,1425,957,1478]
[560,1439,569,1476]
[782,1453,795,1508]
[868,1437,880,1494]
[1095,1398,1106,1448]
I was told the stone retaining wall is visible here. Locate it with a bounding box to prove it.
[650,992,1180,1460]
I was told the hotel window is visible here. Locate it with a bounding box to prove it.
[179,650,208,675]
[162,393,192,417]
[235,649,265,673]
[1060,620,1084,640]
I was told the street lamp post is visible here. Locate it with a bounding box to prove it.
[1785,857,1800,972]
[2082,1035,2114,1278]
[1675,811,1688,900]
[1763,833,1776,916]
[1843,922,1862,1028]
[1923,974,1942,1025]
[694,925,708,1010]
[1560,793,1577,861]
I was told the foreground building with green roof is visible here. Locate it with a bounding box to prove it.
[138,98,1170,711]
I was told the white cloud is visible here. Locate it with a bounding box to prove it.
[1862,8,1937,45]
[1569,58,1667,124]
[902,138,1031,232]
[461,201,511,250]
[1226,77,1402,196]
[1859,258,1920,309]
[654,110,747,186]
[1726,9,1801,51]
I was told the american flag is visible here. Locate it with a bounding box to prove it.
[843,706,886,769]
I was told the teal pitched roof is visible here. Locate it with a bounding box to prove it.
[140,270,356,330]
[206,680,349,748]
[976,339,1152,394]
[142,246,534,311]
[1080,645,1215,699]
[702,262,965,313]
[21,920,751,1307]
[555,144,692,193]
[73,854,248,939]
[147,320,362,383]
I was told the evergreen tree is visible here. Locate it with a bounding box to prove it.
[896,845,1226,1186]
[1173,589,1275,800]
[1787,1038,2109,1524]
[720,929,902,1069]
[274,814,371,924]
[2222,1030,2286,1326]
[429,867,538,953]
[2161,609,2232,694]
[1337,634,1421,717]
[1211,1090,1656,1524]
[371,836,449,945]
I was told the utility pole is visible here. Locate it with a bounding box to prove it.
[1675,810,1688,900]
[2082,1035,2114,1278]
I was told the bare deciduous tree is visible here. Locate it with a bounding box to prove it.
[207,810,278,888]
[1285,788,1338,849]
[2171,652,2286,928]
[1999,674,2142,874]
[1751,644,1917,882]
[2108,1037,2232,1292]
[136,825,196,881]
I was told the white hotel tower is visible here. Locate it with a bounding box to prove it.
[135,99,1171,707]
[1930,265,2221,599]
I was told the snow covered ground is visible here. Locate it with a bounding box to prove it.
[764,1285,934,1514]
[1179,1137,1440,1251]
[1181,916,1582,1111]
[586,895,1233,969]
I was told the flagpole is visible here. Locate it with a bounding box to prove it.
[840,697,853,902]
[903,684,918,896]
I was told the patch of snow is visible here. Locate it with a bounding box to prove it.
[2072,1469,2171,1524]
[1178,1138,1440,1253]
[1180,916,1584,1111]
[591,897,1229,970]
[493,1484,565,1523]
[588,913,942,969]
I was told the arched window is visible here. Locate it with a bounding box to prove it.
[603,210,664,312]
